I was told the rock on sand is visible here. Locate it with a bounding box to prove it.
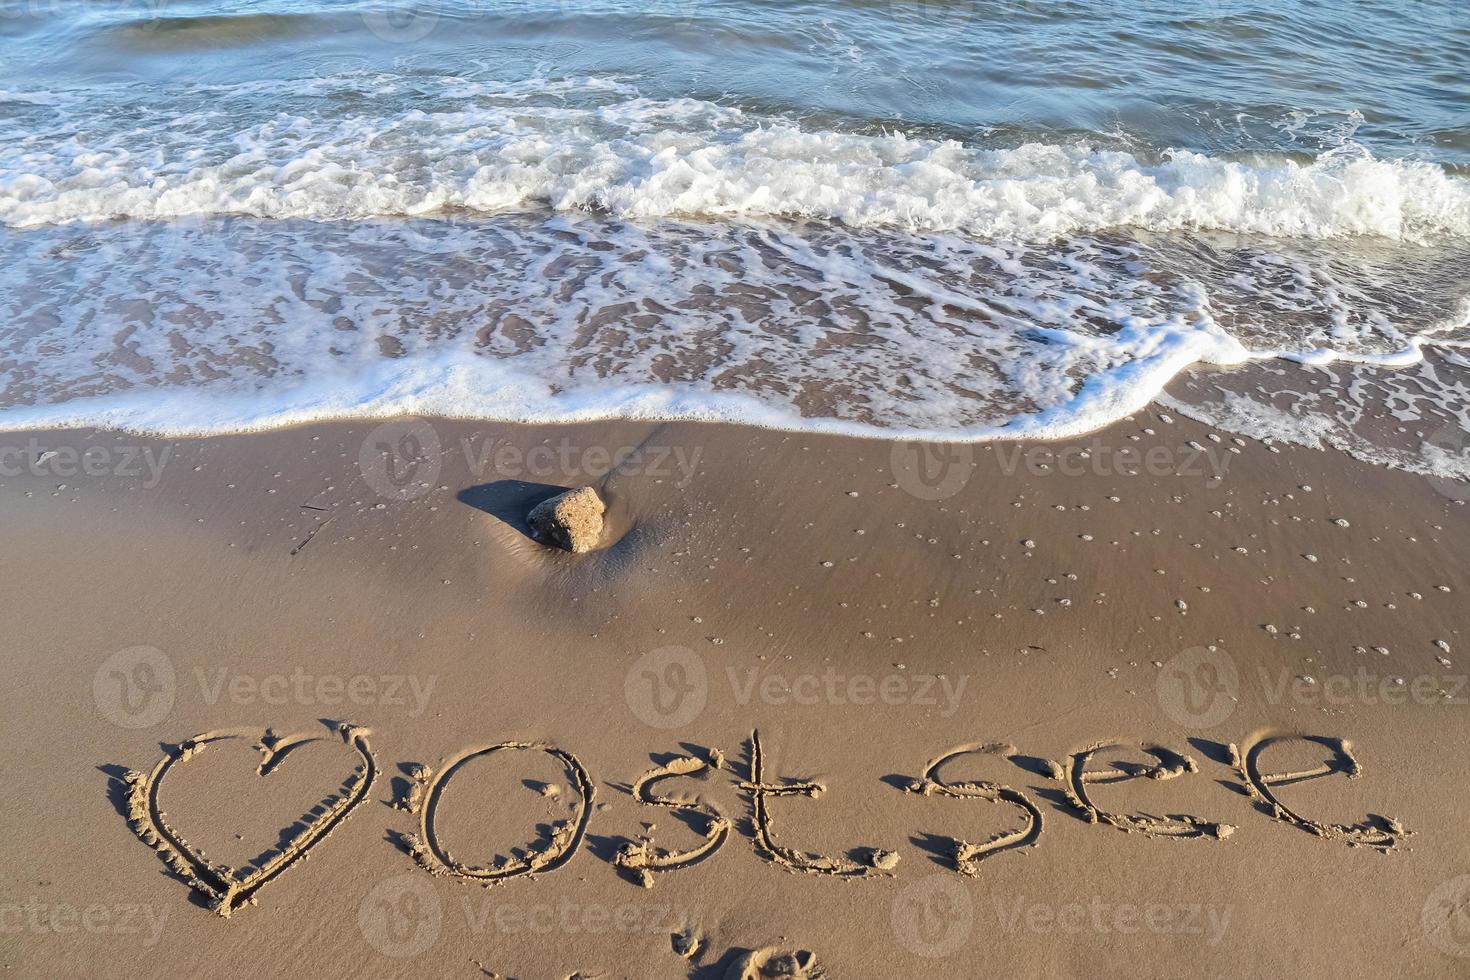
[527,486,605,553]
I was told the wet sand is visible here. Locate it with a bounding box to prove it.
[2,407,1468,977]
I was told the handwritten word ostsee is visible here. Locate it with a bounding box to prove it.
[120,725,1410,917]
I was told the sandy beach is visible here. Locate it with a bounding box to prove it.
[3,403,1467,977]
[5,0,1469,975]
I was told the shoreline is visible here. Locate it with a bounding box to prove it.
[0,350,1467,489]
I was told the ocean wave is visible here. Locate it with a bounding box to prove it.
[2,211,1467,467]
[1,76,1467,240]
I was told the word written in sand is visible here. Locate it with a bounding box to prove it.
[119,725,1410,916]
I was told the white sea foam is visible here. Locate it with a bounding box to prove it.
[2,75,1469,483]
[2,76,1468,240]
[0,338,1252,441]
[1,212,1467,478]
[0,216,1251,433]
[1163,342,1470,483]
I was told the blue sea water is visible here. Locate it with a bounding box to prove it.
[0,0,1468,473]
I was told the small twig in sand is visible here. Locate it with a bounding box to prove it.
[289,514,335,556]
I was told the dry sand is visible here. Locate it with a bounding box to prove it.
[1,405,1468,977]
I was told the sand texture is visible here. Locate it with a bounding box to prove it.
[1,407,1468,977]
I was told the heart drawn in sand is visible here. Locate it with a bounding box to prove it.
[122,721,377,917]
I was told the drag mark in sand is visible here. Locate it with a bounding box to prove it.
[615,749,732,888]
[740,730,891,878]
[1232,733,1410,851]
[288,510,334,556]
[401,741,595,884]
[903,742,1043,874]
[122,721,377,917]
[1060,740,1235,841]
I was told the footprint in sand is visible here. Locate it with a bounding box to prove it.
[723,946,824,979]
[121,721,377,917]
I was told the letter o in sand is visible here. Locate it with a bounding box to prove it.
[411,742,595,883]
